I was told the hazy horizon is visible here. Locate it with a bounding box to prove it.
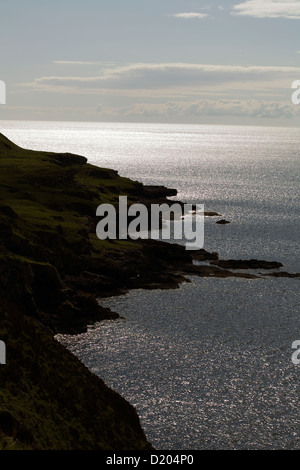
[0,0,300,127]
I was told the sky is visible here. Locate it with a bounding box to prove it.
[0,0,300,126]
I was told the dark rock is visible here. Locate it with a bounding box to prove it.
[0,411,34,445]
[142,185,177,198]
[141,239,191,263]
[85,166,119,179]
[184,264,258,279]
[191,249,219,261]
[0,297,153,450]
[211,259,283,270]
[190,205,220,216]
[48,152,87,166]
[266,271,300,278]
[216,219,230,224]
[31,262,64,312]
[204,211,221,217]
[0,205,18,219]
[56,294,119,334]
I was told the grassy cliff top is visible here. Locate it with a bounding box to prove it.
[0,132,142,261]
[0,133,160,450]
[0,132,187,332]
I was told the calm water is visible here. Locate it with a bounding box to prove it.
[1,120,300,449]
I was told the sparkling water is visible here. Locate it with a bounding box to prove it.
[1,120,299,449]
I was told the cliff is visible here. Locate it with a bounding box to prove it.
[0,297,151,450]
[0,133,190,335]
[0,132,297,450]
[0,132,184,449]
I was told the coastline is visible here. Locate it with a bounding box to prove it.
[0,133,298,450]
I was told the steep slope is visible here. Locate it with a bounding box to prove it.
[0,133,180,449]
[0,132,187,334]
[0,298,152,450]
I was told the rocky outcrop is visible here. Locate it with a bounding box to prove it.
[211,259,283,270]
[0,132,298,450]
[216,219,230,224]
[47,152,88,167]
[265,271,300,278]
[184,263,258,279]
[205,211,221,216]
[142,185,178,198]
[191,249,219,261]
[0,133,158,450]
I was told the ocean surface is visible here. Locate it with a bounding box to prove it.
[1,120,299,449]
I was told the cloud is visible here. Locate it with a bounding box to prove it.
[172,12,209,19]
[53,61,100,65]
[106,99,298,120]
[22,63,300,94]
[53,61,118,67]
[16,62,300,124]
[232,0,300,19]
[3,98,298,123]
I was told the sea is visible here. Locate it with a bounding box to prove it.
[1,120,299,450]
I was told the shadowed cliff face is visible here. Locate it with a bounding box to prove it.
[0,133,167,450]
[0,132,187,334]
[1,133,296,450]
[0,132,201,450]
[0,298,152,450]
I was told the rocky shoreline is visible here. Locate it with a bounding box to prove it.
[0,133,298,450]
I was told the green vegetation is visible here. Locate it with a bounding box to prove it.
[1,131,285,449]
[0,133,156,450]
[0,132,142,263]
[0,133,146,331]
[0,298,151,450]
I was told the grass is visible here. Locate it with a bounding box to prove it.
[0,132,152,450]
[0,298,151,450]
[0,132,145,265]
